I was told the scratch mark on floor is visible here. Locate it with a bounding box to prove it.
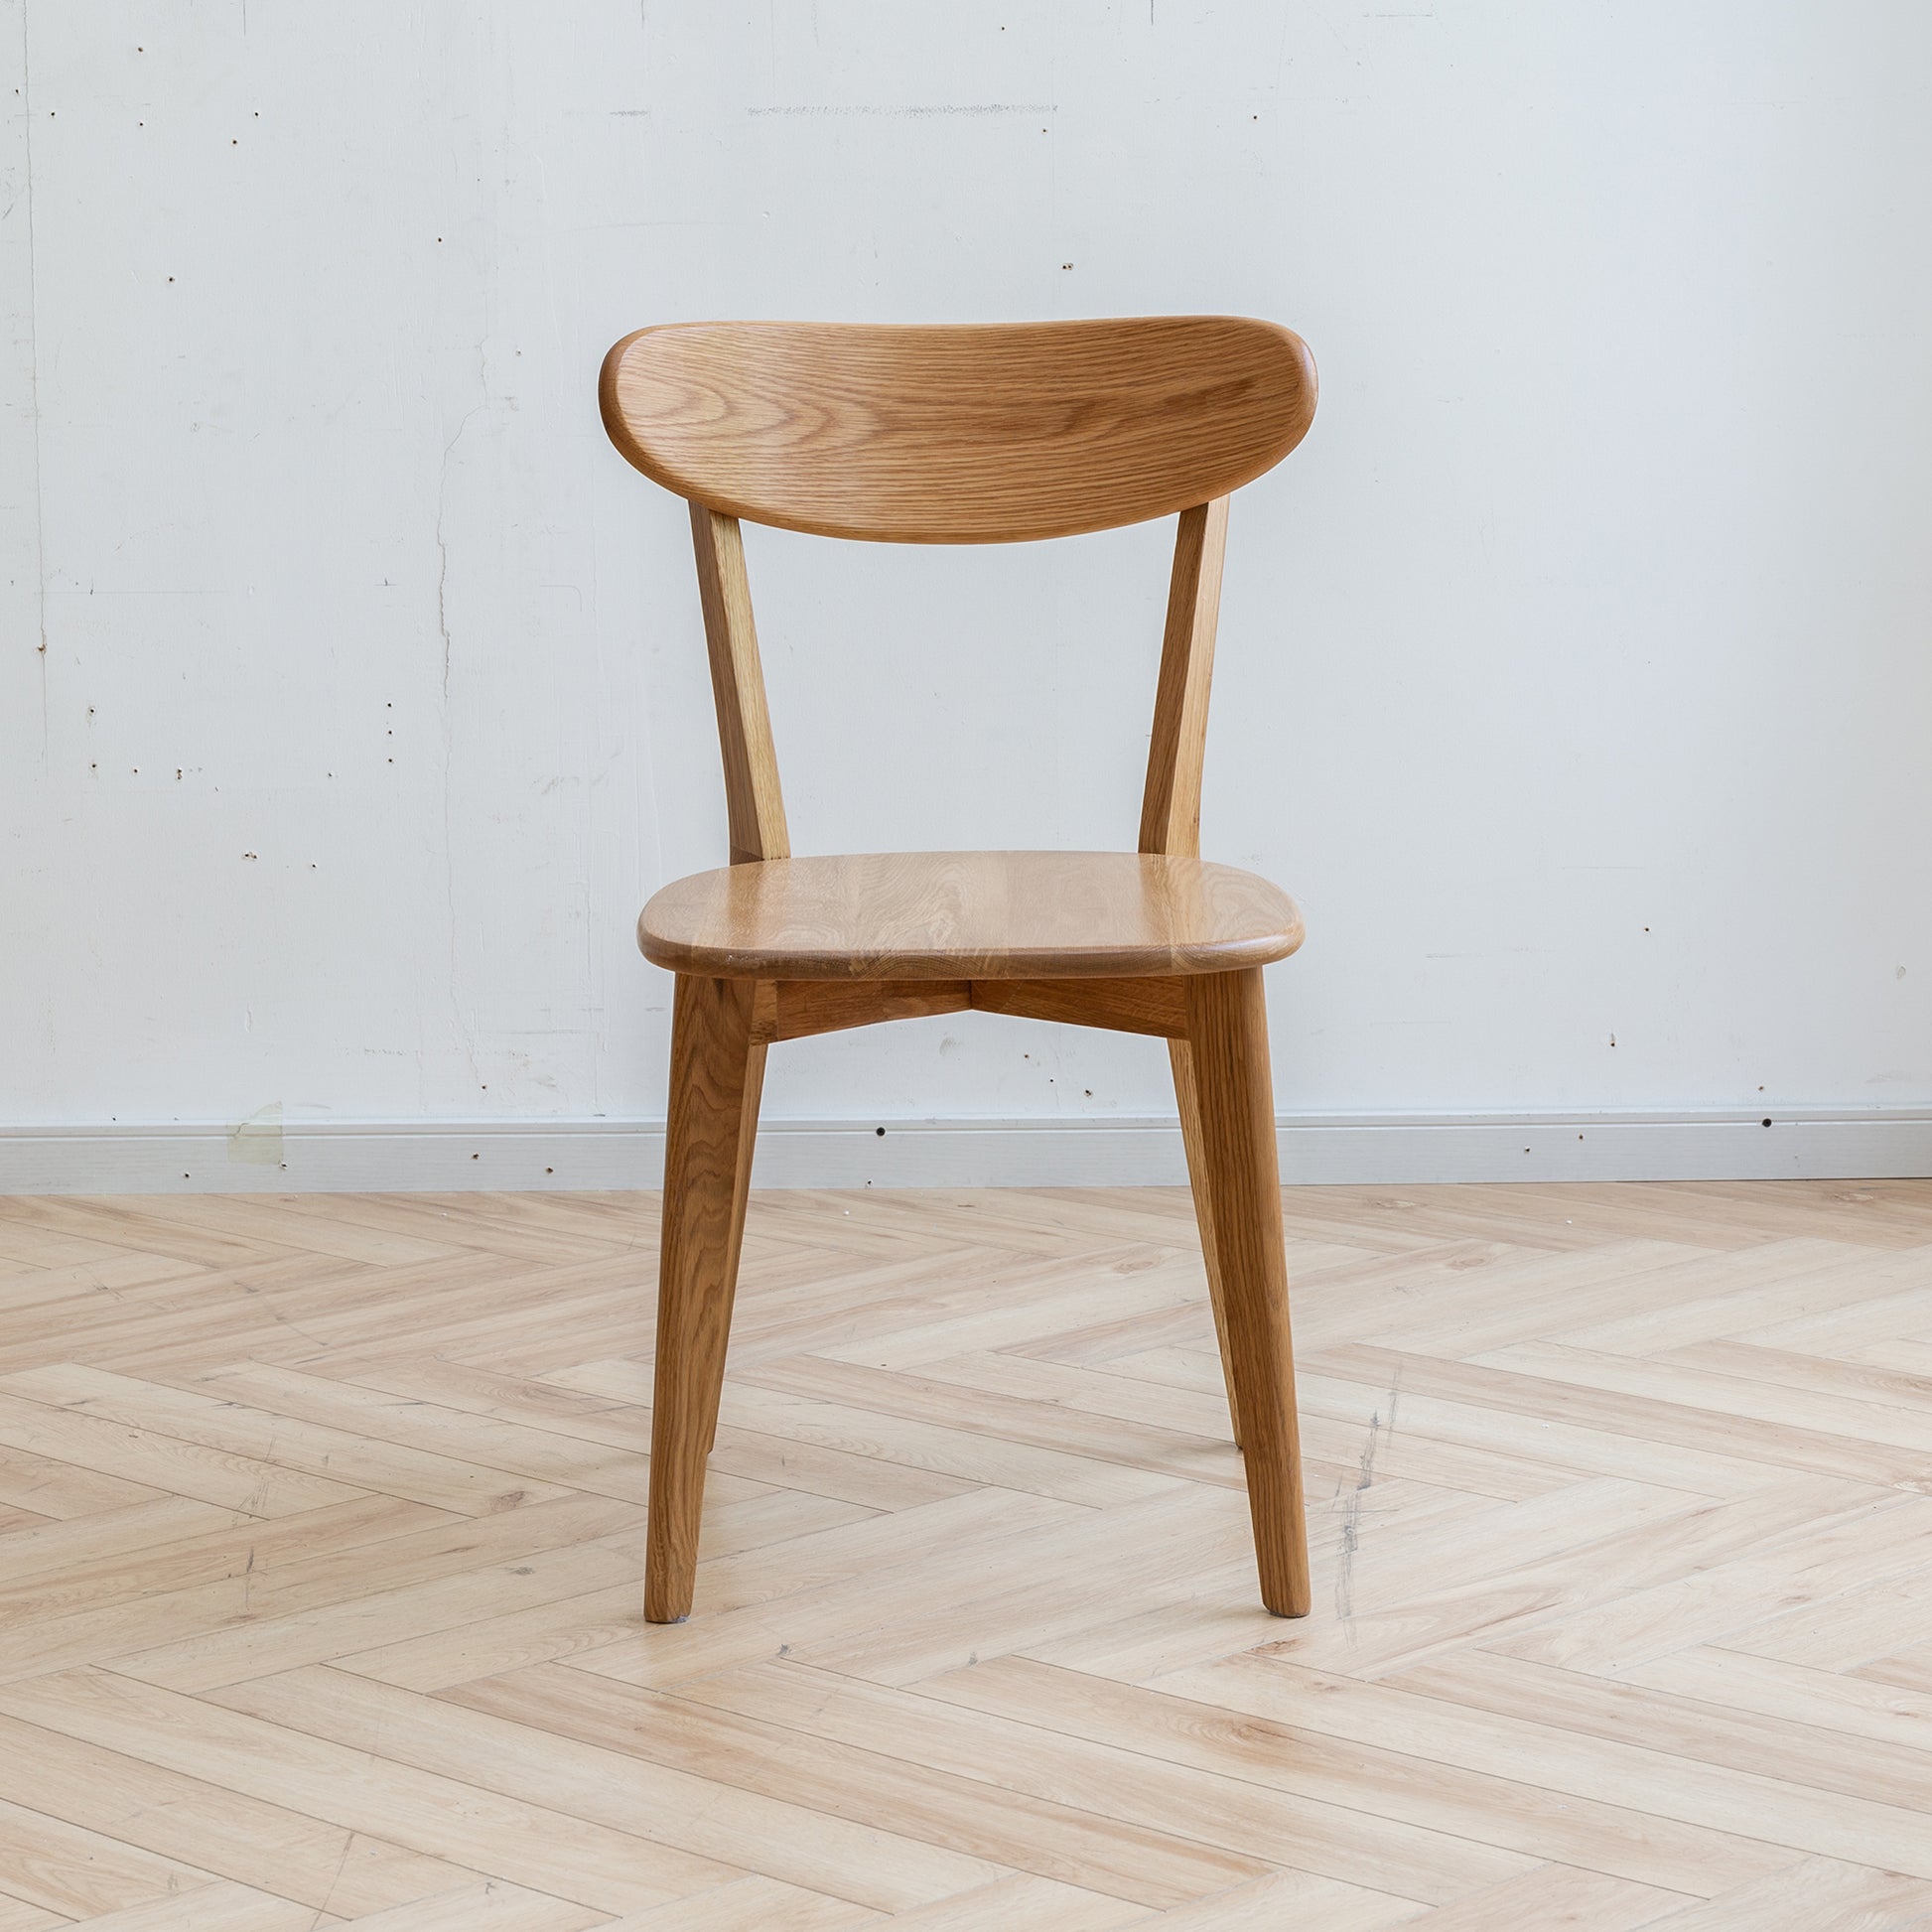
[315,1828,356,1921]
[1335,1405,1383,1626]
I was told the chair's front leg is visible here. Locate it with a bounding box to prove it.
[1183,967,1311,1617]
[644,972,764,1624]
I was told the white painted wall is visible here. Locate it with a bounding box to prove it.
[4,3,1930,1183]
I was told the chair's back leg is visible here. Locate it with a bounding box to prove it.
[645,972,765,1624]
[1170,1035,1243,1450]
[706,1028,766,1455]
[1182,967,1311,1617]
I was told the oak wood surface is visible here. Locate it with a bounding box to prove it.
[1184,969,1311,1615]
[639,852,1303,982]
[1171,1035,1244,1450]
[689,504,788,867]
[602,318,1314,545]
[1140,496,1229,861]
[614,315,1319,1637]
[758,977,1189,1041]
[968,975,1188,1037]
[3,1181,1932,1923]
[645,977,764,1623]
[759,979,973,1042]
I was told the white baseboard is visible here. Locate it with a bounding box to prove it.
[1,1110,1928,1194]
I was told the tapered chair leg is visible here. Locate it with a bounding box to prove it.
[707,1013,767,1455]
[644,973,764,1624]
[1182,967,1311,1617]
[1171,1036,1243,1449]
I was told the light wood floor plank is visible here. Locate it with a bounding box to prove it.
[204,1663,1004,1912]
[0,1180,1928,1926]
[643,1657,1528,1903]
[304,1880,610,1930]
[0,1897,68,1932]
[0,1441,169,1518]
[587,1874,883,1932]
[0,1709,482,1916]
[51,1878,329,1931]
[0,1667,741,1917]
[446,1660,1268,1908]
[1617,1854,1932,1930]
[0,1366,567,1516]
[908,1654,1782,1896]
[1391,1863,1693,1930]
[0,1388,366,1516]
[0,1793,214,1918]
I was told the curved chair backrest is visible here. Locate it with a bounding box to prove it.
[599,317,1316,544]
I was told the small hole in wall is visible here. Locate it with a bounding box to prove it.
[1761,1118,1773,1128]
[875,1126,886,1138]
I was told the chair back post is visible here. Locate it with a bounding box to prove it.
[688,500,789,865]
[1140,494,1230,860]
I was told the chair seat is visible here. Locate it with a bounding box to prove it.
[638,850,1304,982]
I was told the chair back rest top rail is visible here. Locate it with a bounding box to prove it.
[600,316,1315,545]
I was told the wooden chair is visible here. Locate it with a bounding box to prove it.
[600,317,1319,1623]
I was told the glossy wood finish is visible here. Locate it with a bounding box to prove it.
[1135,493,1249,1455]
[758,979,973,1042]
[756,976,1191,1041]
[608,315,1318,1626]
[970,975,1189,1037]
[1184,969,1311,1615]
[1140,496,1229,860]
[639,852,1304,983]
[645,976,764,1623]
[602,318,1315,545]
[1172,1035,1244,1449]
[5,1181,1932,1923]
[689,504,788,867]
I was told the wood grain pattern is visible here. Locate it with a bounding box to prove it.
[1140,496,1229,861]
[602,318,1315,545]
[967,976,1187,1037]
[1184,969,1311,1615]
[1171,1035,1243,1450]
[646,976,764,1623]
[610,316,1319,1632]
[759,980,973,1042]
[3,1181,1932,1921]
[639,852,1303,982]
[689,504,789,867]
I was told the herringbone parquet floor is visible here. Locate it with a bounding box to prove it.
[3,1180,1932,1928]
